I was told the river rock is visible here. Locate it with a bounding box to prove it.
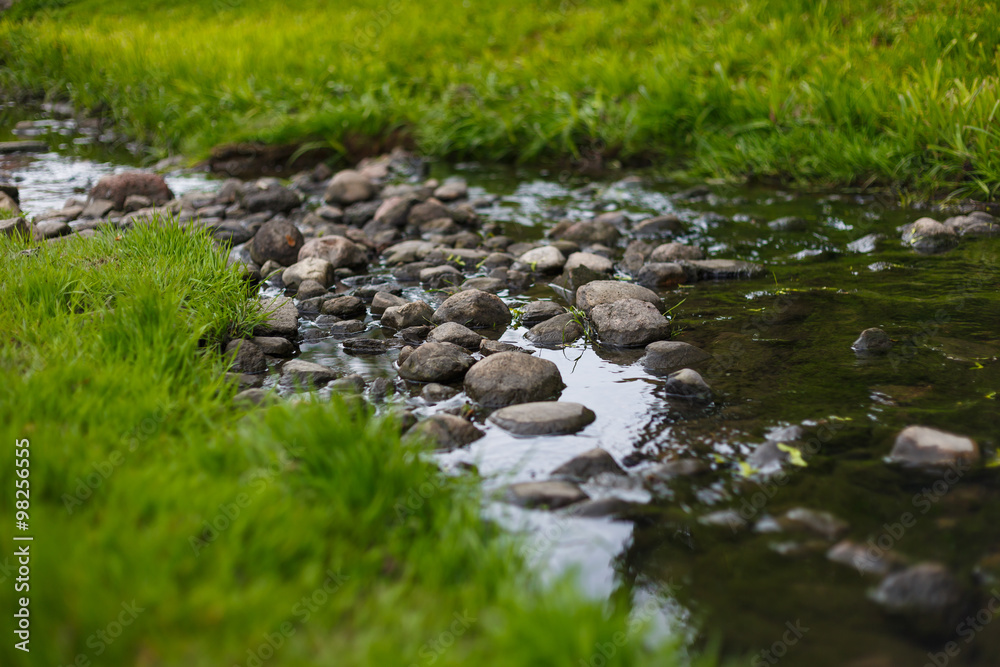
[827,540,905,577]
[650,242,704,262]
[679,259,765,281]
[554,219,621,247]
[525,312,584,346]
[421,383,458,403]
[89,172,173,210]
[518,245,566,273]
[480,339,532,356]
[901,218,958,253]
[224,339,268,374]
[663,368,712,400]
[297,236,368,270]
[410,414,484,450]
[888,426,980,467]
[242,183,300,214]
[852,327,893,353]
[251,336,296,357]
[0,217,29,237]
[590,298,670,347]
[34,220,72,239]
[254,297,299,338]
[81,198,114,219]
[427,322,482,350]
[280,359,337,386]
[250,219,304,266]
[768,216,808,231]
[397,342,475,383]
[520,301,566,327]
[324,169,374,205]
[489,401,596,436]
[636,262,686,288]
[504,481,588,509]
[643,341,711,374]
[0,191,20,218]
[433,179,468,201]
[381,301,434,329]
[371,291,408,316]
[575,280,662,313]
[321,295,366,319]
[945,212,1000,237]
[633,214,683,238]
[432,289,511,329]
[420,264,463,289]
[870,563,970,635]
[282,257,335,289]
[564,251,613,274]
[464,352,563,407]
[342,338,388,356]
[296,279,328,299]
[550,448,624,481]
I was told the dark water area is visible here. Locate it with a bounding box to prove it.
[5,106,1000,667]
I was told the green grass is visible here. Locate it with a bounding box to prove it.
[2,0,1000,197]
[0,222,701,666]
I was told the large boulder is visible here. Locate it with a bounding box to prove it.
[432,289,511,330]
[297,235,368,270]
[589,298,670,347]
[464,352,564,407]
[89,172,173,210]
[575,280,662,314]
[250,219,304,266]
[397,342,475,383]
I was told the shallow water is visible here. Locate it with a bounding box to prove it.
[5,109,1000,667]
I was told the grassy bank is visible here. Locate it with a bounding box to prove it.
[2,0,1000,196]
[0,223,697,666]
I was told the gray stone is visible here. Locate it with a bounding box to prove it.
[383,239,435,265]
[89,172,172,210]
[774,508,848,541]
[504,481,588,509]
[297,236,368,270]
[649,242,704,262]
[520,301,566,327]
[590,298,670,347]
[282,257,336,289]
[224,339,268,374]
[525,312,584,347]
[328,320,365,335]
[81,198,114,219]
[489,401,595,436]
[575,280,662,314]
[480,339,533,356]
[371,291,408,316]
[280,359,336,386]
[643,341,711,374]
[0,140,49,154]
[518,245,566,273]
[407,198,452,226]
[888,426,979,467]
[554,219,621,247]
[251,336,296,357]
[636,262,686,288]
[321,295,366,319]
[432,289,511,329]
[397,342,475,383]
[0,192,20,218]
[330,374,366,394]
[827,540,905,576]
[870,563,970,635]
[410,413,484,450]
[679,259,765,281]
[242,184,300,214]
[901,218,958,253]
[433,179,468,201]
[254,297,299,339]
[420,264,463,289]
[663,368,712,400]
[381,301,434,329]
[324,170,375,205]
[296,280,328,300]
[643,458,708,481]
[342,338,388,355]
[427,322,482,350]
[461,277,506,293]
[233,388,269,407]
[464,352,563,408]
[633,214,683,239]
[250,219,304,266]
[852,327,893,353]
[768,216,808,231]
[372,196,415,229]
[421,383,458,403]
[564,251,613,274]
[33,220,72,239]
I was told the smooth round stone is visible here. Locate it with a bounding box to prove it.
[488,401,595,435]
[888,426,980,467]
[643,341,712,374]
[852,327,893,353]
[504,481,588,509]
[663,368,712,400]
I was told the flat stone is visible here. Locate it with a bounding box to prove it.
[479,339,533,356]
[589,298,670,347]
[464,352,564,408]
[380,301,434,329]
[768,216,808,231]
[342,338,388,356]
[550,448,623,481]
[525,312,584,347]
[575,280,662,314]
[489,401,596,436]
[888,426,979,467]
[280,359,336,386]
[397,342,475,383]
[663,368,712,400]
[321,295,366,319]
[504,481,589,509]
[643,341,712,374]
[409,414,484,450]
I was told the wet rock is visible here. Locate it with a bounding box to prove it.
[432,289,511,329]
[0,217,30,237]
[0,191,20,218]
[419,264,463,289]
[410,414,484,450]
[250,219,304,266]
[636,262,686,288]
[228,372,265,390]
[575,280,662,314]
[945,211,1000,237]
[679,259,765,281]
[504,481,588,509]
[870,563,970,635]
[517,245,566,273]
[768,216,808,231]
[242,182,300,214]
[663,368,712,400]
[81,198,114,219]
[296,280,328,300]
[0,182,18,205]
[746,441,802,474]
[901,218,958,254]
[330,374,366,394]
[480,339,532,356]
[564,251,613,274]
[520,301,566,327]
[525,312,584,347]
[0,140,49,154]
[383,239,435,265]
[827,540,905,577]
[327,320,365,335]
[371,291,408,316]
[344,200,382,227]
[372,195,415,229]
[427,322,482,350]
[224,339,268,374]
[550,448,623,481]
[633,214,683,238]
[89,172,173,210]
[699,509,749,532]
[381,301,435,329]
[297,236,368,270]
[251,336,296,357]
[570,497,635,519]
[554,219,621,247]
[408,198,452,226]
[397,342,475,383]
[643,458,708,481]
[324,169,374,205]
[773,508,849,540]
[321,295,366,319]
[649,242,704,263]
[852,327,893,353]
[281,359,336,386]
[342,338,388,355]
[590,298,670,347]
[489,401,596,436]
[888,426,980,467]
[433,178,468,201]
[421,383,458,403]
[254,297,299,338]
[464,352,564,407]
[643,341,712,374]
[282,257,336,289]
[399,325,434,345]
[460,277,506,293]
